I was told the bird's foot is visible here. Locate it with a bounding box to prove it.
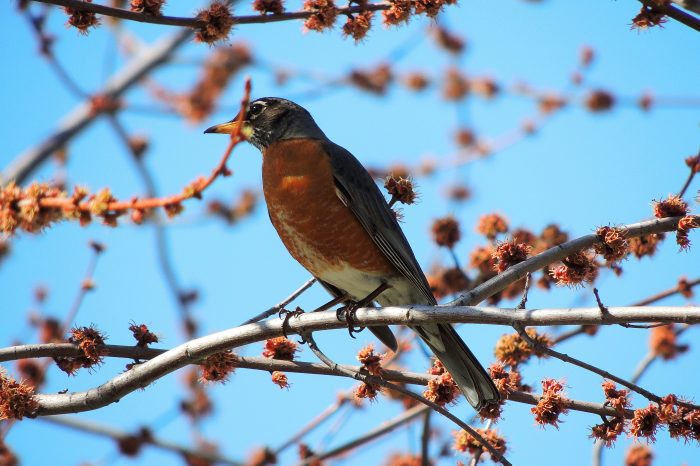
[278,306,305,339]
[336,303,365,339]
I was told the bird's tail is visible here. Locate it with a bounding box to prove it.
[414,323,499,410]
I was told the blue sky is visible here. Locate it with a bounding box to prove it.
[1,1,699,465]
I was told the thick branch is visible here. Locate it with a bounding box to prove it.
[3,305,699,364]
[16,307,684,415]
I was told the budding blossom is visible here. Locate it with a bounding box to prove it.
[199,350,236,382]
[589,416,625,446]
[601,380,631,414]
[649,324,688,360]
[531,379,569,428]
[452,428,507,457]
[431,216,460,248]
[492,240,530,273]
[342,10,373,42]
[0,370,37,420]
[357,344,384,376]
[54,325,107,375]
[494,328,552,367]
[631,6,667,30]
[303,0,338,32]
[384,175,417,205]
[130,0,165,15]
[625,444,653,466]
[629,404,660,441]
[64,0,100,34]
[253,0,285,14]
[354,381,380,401]
[271,371,290,389]
[628,233,665,259]
[194,2,234,44]
[382,0,411,26]
[262,337,299,360]
[476,213,509,239]
[129,323,159,348]
[594,226,629,263]
[424,360,460,406]
[549,250,598,287]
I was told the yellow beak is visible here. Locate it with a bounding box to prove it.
[203,120,244,135]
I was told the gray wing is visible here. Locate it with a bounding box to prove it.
[323,140,436,306]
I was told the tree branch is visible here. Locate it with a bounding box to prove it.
[1,27,195,184]
[513,323,698,410]
[30,0,392,28]
[451,216,696,306]
[4,344,639,419]
[639,0,700,32]
[299,331,511,466]
[41,415,243,465]
[241,277,317,325]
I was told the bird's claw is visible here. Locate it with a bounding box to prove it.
[279,306,305,339]
[336,303,365,339]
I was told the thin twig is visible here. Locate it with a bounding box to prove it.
[22,9,89,99]
[591,324,692,466]
[273,396,347,455]
[41,415,243,465]
[107,114,195,325]
[2,27,195,184]
[242,277,317,325]
[60,241,104,333]
[630,351,658,384]
[469,419,493,466]
[517,273,531,310]
[555,276,700,344]
[633,276,700,306]
[513,323,698,410]
[677,149,699,197]
[638,0,700,32]
[31,0,392,28]
[300,331,512,466]
[420,409,431,466]
[297,403,429,465]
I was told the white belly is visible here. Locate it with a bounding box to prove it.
[318,266,429,306]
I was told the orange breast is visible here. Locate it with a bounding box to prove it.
[262,139,394,278]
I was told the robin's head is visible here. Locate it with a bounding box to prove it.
[204,97,326,150]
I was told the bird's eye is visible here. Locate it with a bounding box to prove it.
[249,103,264,117]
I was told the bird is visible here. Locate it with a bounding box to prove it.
[205,97,499,410]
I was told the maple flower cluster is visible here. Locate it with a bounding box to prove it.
[493,328,552,367]
[263,336,299,388]
[0,370,37,421]
[357,344,384,376]
[452,427,507,458]
[423,359,460,406]
[54,325,107,375]
[531,378,569,428]
[199,350,237,382]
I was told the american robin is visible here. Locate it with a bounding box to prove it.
[205,98,499,410]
